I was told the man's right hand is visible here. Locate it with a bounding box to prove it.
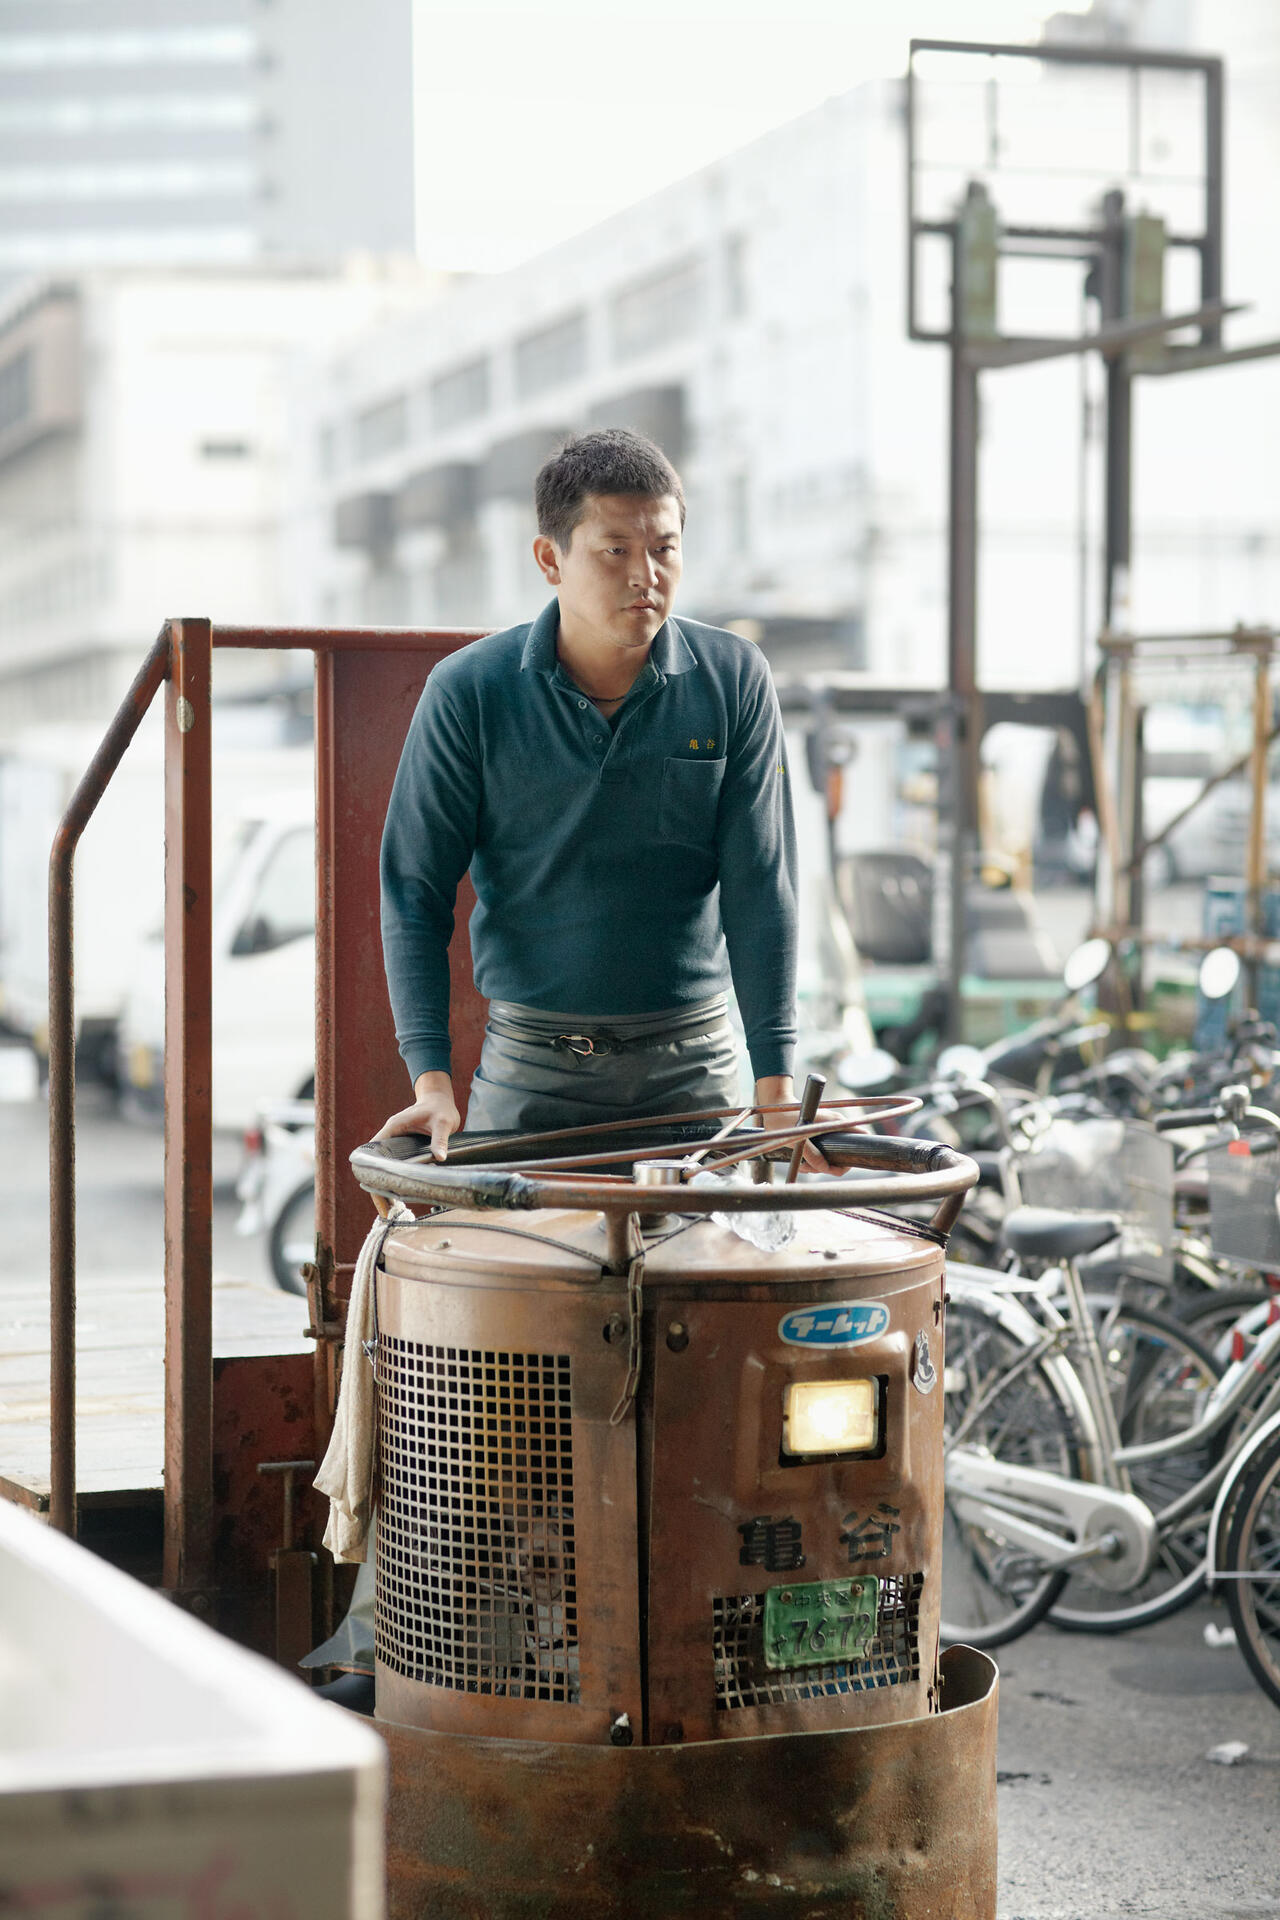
[376,1071,460,1161]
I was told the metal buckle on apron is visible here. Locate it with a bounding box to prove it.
[556,1032,608,1057]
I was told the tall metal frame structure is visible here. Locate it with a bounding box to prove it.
[905,37,1280,1035]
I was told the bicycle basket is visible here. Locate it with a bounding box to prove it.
[1009,1118,1174,1283]
[1206,1138,1280,1272]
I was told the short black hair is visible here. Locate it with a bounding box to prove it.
[535,428,685,550]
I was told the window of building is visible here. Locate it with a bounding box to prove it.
[0,348,33,437]
[514,311,587,399]
[0,227,256,268]
[354,394,408,463]
[0,94,255,134]
[429,356,490,431]
[611,258,704,361]
[200,438,252,459]
[0,162,256,202]
[0,28,256,69]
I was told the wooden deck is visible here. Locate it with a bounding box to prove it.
[0,1268,312,1510]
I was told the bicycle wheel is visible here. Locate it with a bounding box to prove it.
[1223,1427,1280,1709]
[1176,1284,1273,1353]
[1050,1302,1223,1632]
[941,1297,1089,1649]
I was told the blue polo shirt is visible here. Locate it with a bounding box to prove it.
[380,599,797,1083]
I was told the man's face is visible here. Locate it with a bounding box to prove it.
[534,492,683,652]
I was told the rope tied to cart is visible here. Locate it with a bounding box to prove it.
[314,1199,414,1564]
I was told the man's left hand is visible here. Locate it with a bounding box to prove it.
[753,1074,849,1174]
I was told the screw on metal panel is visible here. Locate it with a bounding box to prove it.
[666,1321,689,1352]
[603,1313,627,1344]
[609,1712,633,1747]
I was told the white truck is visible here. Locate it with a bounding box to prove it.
[0,714,314,1119]
[0,719,166,1082]
[119,789,316,1134]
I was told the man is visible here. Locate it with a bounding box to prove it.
[377,427,803,1150]
[314,431,806,1708]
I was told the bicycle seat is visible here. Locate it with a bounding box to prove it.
[1000,1205,1123,1262]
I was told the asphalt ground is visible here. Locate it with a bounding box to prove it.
[1,1059,1277,1918]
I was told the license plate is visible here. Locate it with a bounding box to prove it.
[763,1576,879,1671]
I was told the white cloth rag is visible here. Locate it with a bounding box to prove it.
[315,1202,411,1563]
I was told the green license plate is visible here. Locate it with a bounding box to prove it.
[763,1577,879,1671]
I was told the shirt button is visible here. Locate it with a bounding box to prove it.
[577,698,587,709]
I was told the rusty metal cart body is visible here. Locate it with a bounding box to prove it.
[44,619,997,1918]
[349,1128,997,1918]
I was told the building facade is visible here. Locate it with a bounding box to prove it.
[296,84,900,678]
[0,0,415,274]
[0,262,442,736]
[299,11,1280,693]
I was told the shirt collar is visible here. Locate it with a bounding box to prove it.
[520,599,696,678]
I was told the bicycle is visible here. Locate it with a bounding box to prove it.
[940,1091,1280,1648]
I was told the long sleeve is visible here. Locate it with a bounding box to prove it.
[380,674,481,1080]
[716,665,798,1080]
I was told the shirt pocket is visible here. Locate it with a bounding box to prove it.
[659,755,726,847]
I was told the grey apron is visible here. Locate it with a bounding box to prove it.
[464,995,742,1133]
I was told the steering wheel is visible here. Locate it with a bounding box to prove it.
[350,1092,979,1265]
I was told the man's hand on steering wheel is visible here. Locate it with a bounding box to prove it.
[376,1070,460,1161]
[754,1074,847,1173]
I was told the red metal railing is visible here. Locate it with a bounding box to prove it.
[47,619,488,1603]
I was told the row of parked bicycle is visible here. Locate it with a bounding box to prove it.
[237,934,1280,1709]
[861,938,1280,1709]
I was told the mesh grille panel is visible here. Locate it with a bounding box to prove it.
[376,1336,579,1701]
[712,1574,922,1710]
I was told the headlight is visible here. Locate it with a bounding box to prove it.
[782,1378,879,1457]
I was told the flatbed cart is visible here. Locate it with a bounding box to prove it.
[41,619,996,1919]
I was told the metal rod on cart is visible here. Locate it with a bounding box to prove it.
[787,1074,826,1182]
[1246,643,1272,1006]
[47,629,171,1538]
[163,617,215,1604]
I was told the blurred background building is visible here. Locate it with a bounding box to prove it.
[0,261,440,739]
[0,0,430,738]
[2,0,1280,1084]
[297,0,1280,692]
[0,0,414,272]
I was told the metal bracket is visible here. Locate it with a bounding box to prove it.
[303,1240,346,1343]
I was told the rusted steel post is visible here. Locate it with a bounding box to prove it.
[1245,639,1272,1005]
[310,639,488,1457]
[163,616,215,1603]
[47,630,171,1538]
